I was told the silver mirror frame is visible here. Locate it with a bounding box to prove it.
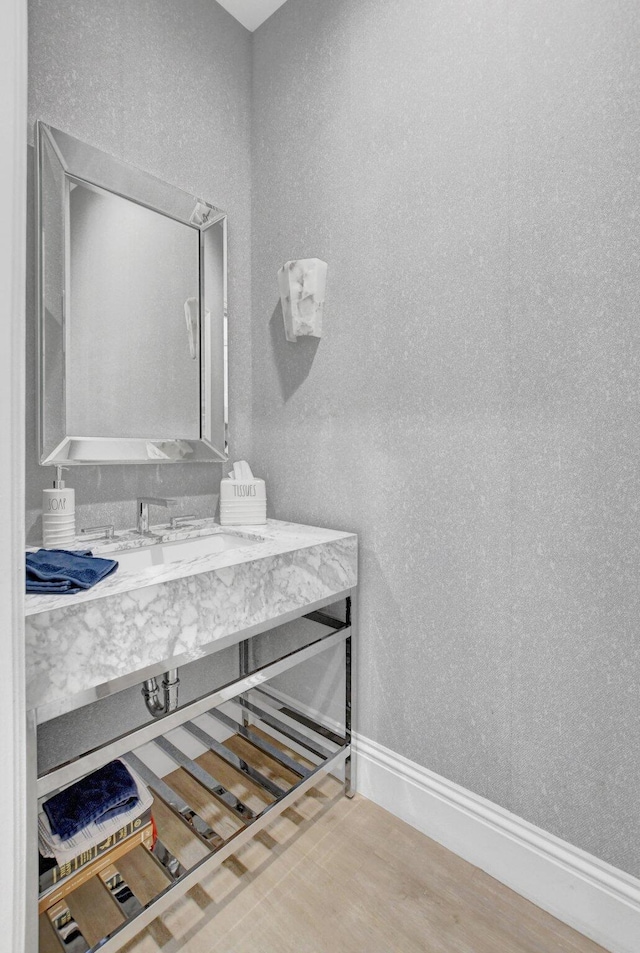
[36,121,229,466]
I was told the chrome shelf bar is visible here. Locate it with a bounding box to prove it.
[123,753,225,849]
[236,697,338,760]
[38,625,350,799]
[98,865,144,919]
[146,836,186,882]
[46,900,90,953]
[303,609,346,629]
[181,720,286,800]
[152,735,256,821]
[208,707,311,779]
[252,687,347,747]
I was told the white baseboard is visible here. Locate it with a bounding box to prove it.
[356,734,640,953]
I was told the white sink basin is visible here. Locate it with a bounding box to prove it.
[110,532,264,571]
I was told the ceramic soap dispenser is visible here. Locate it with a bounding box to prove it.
[42,466,76,549]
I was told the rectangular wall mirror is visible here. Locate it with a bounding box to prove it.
[36,121,228,465]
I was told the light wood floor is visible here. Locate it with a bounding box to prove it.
[130,784,609,953]
[40,739,611,953]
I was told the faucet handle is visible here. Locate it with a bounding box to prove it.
[80,524,115,540]
[170,514,195,530]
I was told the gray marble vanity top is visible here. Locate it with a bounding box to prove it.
[25,519,357,719]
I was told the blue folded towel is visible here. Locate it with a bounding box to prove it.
[43,760,139,841]
[26,548,118,593]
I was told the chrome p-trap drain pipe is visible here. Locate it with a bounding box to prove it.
[142,669,180,718]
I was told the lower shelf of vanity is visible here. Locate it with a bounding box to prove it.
[38,693,350,953]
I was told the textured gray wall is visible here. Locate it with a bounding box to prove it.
[251,0,640,876]
[27,0,253,543]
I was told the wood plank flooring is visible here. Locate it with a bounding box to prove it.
[39,730,611,953]
[122,780,609,953]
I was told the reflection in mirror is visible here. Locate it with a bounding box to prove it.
[36,122,228,465]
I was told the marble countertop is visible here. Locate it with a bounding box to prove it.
[26,518,353,616]
[26,519,357,719]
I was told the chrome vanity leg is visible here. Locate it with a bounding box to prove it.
[239,639,250,726]
[345,595,355,798]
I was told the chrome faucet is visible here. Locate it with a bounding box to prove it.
[136,497,177,537]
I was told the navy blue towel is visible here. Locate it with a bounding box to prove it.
[43,760,139,841]
[26,548,118,593]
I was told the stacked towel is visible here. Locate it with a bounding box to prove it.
[26,548,118,594]
[39,762,153,865]
[43,760,138,841]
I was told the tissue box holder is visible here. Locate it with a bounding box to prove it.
[219,478,267,526]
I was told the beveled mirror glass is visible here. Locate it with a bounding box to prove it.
[36,121,228,465]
